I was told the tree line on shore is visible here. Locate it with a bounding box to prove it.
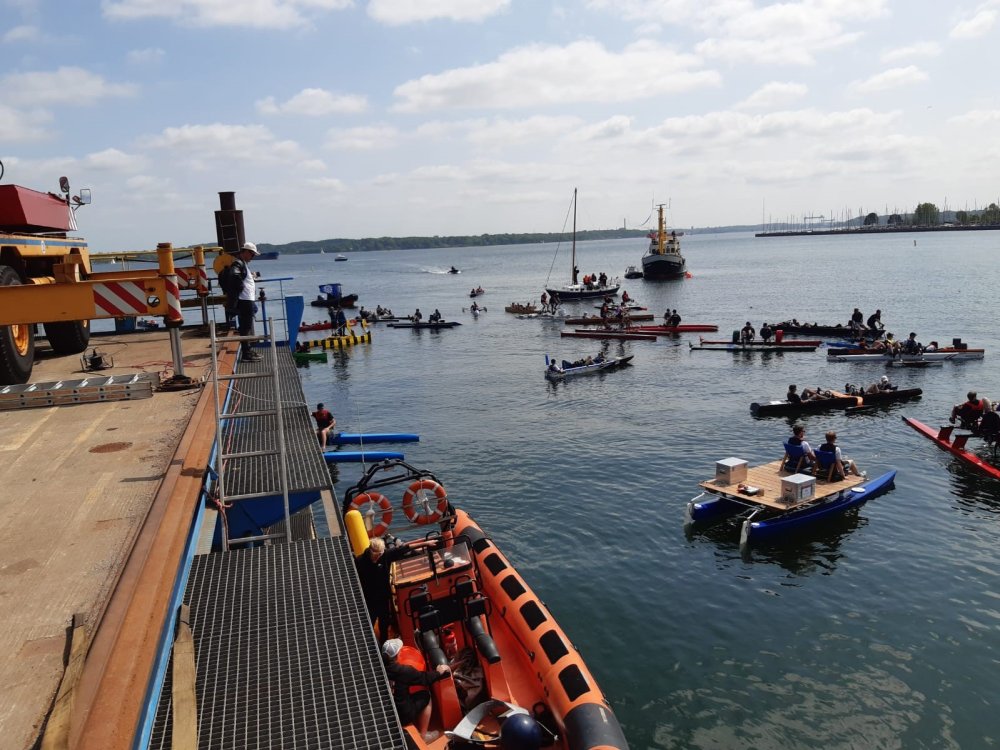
[259,228,651,255]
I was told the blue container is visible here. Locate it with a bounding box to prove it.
[115,317,136,333]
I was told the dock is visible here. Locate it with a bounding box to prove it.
[0,323,405,749]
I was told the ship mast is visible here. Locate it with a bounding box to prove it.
[571,187,578,284]
[657,203,666,255]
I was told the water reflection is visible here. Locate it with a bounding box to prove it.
[686,509,868,574]
[945,459,1000,514]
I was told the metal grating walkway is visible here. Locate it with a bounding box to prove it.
[220,349,331,498]
[149,538,407,750]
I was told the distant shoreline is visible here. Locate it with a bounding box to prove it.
[756,224,1000,238]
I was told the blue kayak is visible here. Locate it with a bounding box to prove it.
[330,432,420,445]
[323,450,404,463]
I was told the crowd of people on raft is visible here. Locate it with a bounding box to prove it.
[786,376,897,404]
[547,352,607,373]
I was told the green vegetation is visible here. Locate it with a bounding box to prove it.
[261,228,648,255]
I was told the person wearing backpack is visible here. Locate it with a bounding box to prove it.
[220,242,261,361]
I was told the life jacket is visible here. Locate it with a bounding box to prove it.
[397,645,428,695]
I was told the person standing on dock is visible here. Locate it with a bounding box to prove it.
[235,242,261,361]
[312,402,336,449]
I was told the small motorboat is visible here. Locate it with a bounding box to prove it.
[562,314,654,325]
[544,354,634,380]
[689,340,817,352]
[624,265,643,279]
[469,287,485,298]
[561,329,656,341]
[388,321,462,329]
[335,254,348,261]
[505,302,538,314]
[827,347,984,362]
[340,459,628,748]
[629,324,718,334]
[751,387,923,417]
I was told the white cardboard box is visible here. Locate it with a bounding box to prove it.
[715,457,748,484]
[781,473,816,503]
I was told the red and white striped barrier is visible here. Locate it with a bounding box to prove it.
[92,281,148,318]
[164,274,184,326]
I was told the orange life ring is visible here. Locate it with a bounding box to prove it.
[350,492,393,536]
[401,479,448,524]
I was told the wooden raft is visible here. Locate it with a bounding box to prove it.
[699,459,864,511]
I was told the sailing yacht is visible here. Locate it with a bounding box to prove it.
[544,189,620,300]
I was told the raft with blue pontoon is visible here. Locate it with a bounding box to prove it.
[685,457,896,547]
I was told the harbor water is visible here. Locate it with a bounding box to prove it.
[269,231,999,749]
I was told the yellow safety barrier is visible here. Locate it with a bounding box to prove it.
[302,331,372,350]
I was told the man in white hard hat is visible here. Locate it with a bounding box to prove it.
[235,242,260,361]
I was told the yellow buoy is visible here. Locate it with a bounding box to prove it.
[345,509,370,557]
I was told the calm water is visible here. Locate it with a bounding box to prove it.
[266,231,999,749]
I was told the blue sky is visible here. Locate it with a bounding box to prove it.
[2,0,999,251]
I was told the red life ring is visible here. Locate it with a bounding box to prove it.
[350,492,393,537]
[401,479,448,525]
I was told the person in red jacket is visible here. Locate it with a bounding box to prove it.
[311,402,335,449]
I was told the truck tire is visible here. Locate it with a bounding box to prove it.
[44,319,91,354]
[0,264,34,385]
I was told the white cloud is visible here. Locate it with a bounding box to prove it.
[3,24,39,43]
[393,39,720,112]
[367,0,509,25]
[325,124,399,150]
[949,109,1000,125]
[589,0,888,65]
[950,7,998,38]
[305,176,347,190]
[0,104,51,142]
[83,147,147,172]
[127,47,165,64]
[881,41,941,63]
[465,115,584,146]
[852,65,929,94]
[143,123,305,164]
[736,81,809,110]
[0,66,137,107]
[101,0,352,29]
[256,88,368,116]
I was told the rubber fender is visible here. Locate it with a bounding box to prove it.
[345,509,369,557]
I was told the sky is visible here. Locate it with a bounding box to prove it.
[2,0,999,252]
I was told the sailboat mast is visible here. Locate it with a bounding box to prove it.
[571,187,577,284]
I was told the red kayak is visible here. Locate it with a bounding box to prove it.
[630,324,719,334]
[561,330,657,341]
[902,416,1000,480]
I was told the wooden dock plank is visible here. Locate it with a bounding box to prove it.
[699,459,864,510]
